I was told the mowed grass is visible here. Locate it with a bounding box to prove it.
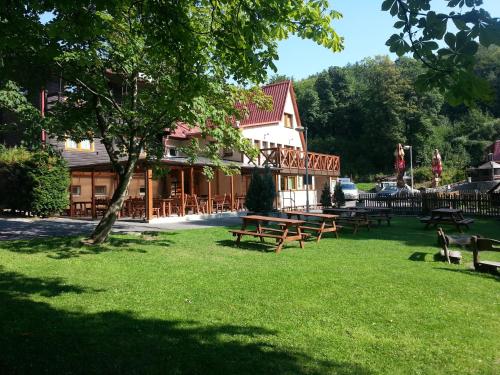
[0,218,499,374]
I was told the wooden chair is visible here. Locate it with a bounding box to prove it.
[212,195,226,213]
[222,193,232,211]
[184,194,200,214]
[471,236,500,274]
[436,227,470,264]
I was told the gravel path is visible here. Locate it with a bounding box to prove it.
[0,216,241,241]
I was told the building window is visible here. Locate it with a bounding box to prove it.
[284,113,293,128]
[71,185,81,196]
[296,176,303,190]
[65,139,94,152]
[168,147,177,156]
[95,185,107,196]
[223,148,233,157]
[303,175,314,189]
[253,140,260,149]
[287,176,297,190]
[139,187,146,196]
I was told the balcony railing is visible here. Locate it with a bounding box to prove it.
[257,147,340,175]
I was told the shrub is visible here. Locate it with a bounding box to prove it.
[320,183,332,207]
[245,167,276,212]
[0,147,70,217]
[333,183,345,207]
[413,167,433,183]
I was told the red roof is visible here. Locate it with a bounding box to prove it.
[239,81,291,127]
[168,122,201,140]
[168,80,300,139]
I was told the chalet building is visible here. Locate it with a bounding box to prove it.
[7,80,341,221]
[468,140,500,183]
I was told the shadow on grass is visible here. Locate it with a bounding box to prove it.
[435,267,500,281]
[0,268,372,374]
[0,234,176,259]
[216,239,278,253]
[408,252,430,262]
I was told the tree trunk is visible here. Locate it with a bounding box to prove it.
[86,159,137,244]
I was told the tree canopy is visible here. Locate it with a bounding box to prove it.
[383,0,500,106]
[1,0,344,242]
[294,47,500,180]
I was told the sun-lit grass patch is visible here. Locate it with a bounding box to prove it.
[0,217,498,374]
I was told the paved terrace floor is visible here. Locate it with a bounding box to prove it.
[0,216,242,241]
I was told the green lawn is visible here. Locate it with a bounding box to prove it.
[356,182,376,192]
[0,218,499,374]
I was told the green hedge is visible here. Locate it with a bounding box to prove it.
[0,147,70,217]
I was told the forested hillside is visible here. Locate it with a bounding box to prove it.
[292,46,500,182]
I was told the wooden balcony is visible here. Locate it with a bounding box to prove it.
[258,147,340,176]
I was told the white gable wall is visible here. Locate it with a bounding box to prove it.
[240,89,302,165]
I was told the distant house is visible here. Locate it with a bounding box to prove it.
[5,80,340,221]
[468,140,500,183]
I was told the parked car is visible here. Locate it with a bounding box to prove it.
[376,181,397,192]
[376,185,399,198]
[377,185,420,197]
[340,182,359,200]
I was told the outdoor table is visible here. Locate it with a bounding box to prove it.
[365,207,393,226]
[284,211,340,242]
[421,208,474,232]
[229,215,306,253]
[323,208,372,234]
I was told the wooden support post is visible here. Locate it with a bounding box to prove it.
[180,169,185,216]
[208,179,212,214]
[274,174,280,210]
[216,169,220,195]
[145,167,153,222]
[69,171,74,217]
[230,175,235,211]
[190,167,195,195]
[91,170,96,219]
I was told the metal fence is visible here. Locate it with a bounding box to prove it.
[359,192,500,217]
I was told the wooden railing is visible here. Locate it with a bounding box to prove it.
[359,191,500,217]
[258,147,340,175]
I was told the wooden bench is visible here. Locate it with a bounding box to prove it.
[366,208,392,226]
[422,208,474,232]
[229,215,306,253]
[436,227,470,264]
[284,211,339,242]
[471,236,500,274]
[336,217,372,235]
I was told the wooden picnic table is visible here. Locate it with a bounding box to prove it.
[365,207,393,226]
[284,211,340,242]
[420,208,474,232]
[323,208,372,234]
[229,215,306,253]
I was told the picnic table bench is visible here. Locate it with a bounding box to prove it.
[436,227,472,264]
[284,211,340,242]
[229,215,306,253]
[471,236,500,274]
[323,208,372,234]
[365,207,392,226]
[421,208,474,232]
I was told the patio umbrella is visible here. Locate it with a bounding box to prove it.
[432,149,443,187]
[394,143,406,188]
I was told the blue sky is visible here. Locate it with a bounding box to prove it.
[274,0,500,79]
